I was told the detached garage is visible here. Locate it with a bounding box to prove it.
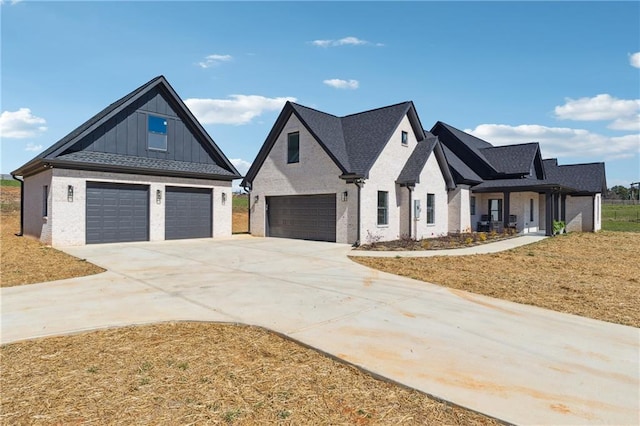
[267,194,336,242]
[11,76,240,247]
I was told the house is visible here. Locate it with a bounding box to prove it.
[11,76,241,246]
[241,101,456,244]
[242,101,606,244]
[431,121,606,235]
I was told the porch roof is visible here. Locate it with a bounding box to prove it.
[471,178,577,193]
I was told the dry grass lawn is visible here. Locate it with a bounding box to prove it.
[0,186,105,287]
[0,323,499,425]
[353,231,640,328]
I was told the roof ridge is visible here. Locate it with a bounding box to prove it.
[341,101,411,118]
[289,102,340,118]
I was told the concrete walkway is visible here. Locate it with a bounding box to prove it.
[2,236,638,425]
[349,234,548,257]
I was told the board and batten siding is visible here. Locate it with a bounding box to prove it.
[72,87,216,164]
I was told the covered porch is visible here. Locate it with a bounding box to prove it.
[471,181,576,236]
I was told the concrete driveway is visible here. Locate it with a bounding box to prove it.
[2,236,638,425]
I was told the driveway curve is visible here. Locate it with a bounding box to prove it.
[2,236,638,425]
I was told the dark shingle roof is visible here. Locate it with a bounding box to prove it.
[479,143,539,175]
[396,134,438,185]
[12,76,240,180]
[543,160,607,194]
[341,102,418,176]
[243,101,425,186]
[54,151,237,178]
[471,178,569,192]
[290,104,350,171]
[441,145,483,184]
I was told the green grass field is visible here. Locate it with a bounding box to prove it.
[0,179,20,187]
[232,193,248,212]
[602,203,640,232]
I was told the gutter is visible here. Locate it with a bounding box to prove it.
[10,173,24,236]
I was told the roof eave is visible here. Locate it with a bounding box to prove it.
[48,159,241,181]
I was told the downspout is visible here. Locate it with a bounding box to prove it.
[408,186,413,238]
[11,173,24,236]
[242,183,251,234]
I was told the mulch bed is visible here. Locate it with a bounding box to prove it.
[357,230,519,251]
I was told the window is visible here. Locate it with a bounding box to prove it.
[401,131,408,146]
[287,132,299,163]
[489,199,503,221]
[426,193,435,224]
[529,198,534,222]
[377,191,388,225]
[148,115,167,151]
[42,185,49,217]
[470,196,476,215]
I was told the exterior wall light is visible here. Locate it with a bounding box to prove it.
[341,191,348,202]
[67,185,74,202]
[254,195,259,203]
[156,189,162,204]
[221,192,227,205]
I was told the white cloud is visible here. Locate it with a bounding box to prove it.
[197,54,233,69]
[465,123,640,160]
[25,143,43,152]
[0,108,47,138]
[184,95,296,125]
[609,115,640,132]
[230,158,251,175]
[554,94,640,121]
[323,79,359,90]
[630,52,640,68]
[311,39,332,48]
[311,36,377,47]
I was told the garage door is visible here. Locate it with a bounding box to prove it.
[267,194,336,242]
[165,186,212,240]
[86,182,149,244]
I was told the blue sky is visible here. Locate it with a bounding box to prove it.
[2,1,639,189]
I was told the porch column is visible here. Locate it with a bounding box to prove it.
[503,191,511,230]
[554,193,560,221]
[545,191,553,236]
[561,194,567,222]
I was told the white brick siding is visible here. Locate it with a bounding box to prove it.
[22,168,232,246]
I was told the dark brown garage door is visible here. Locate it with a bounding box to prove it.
[165,186,212,240]
[86,182,149,244]
[267,194,336,242]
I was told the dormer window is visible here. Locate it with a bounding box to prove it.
[401,131,408,146]
[148,115,167,151]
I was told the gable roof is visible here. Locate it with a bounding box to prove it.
[431,121,499,178]
[479,143,540,175]
[543,160,607,194]
[242,101,425,187]
[441,145,483,184]
[12,76,240,180]
[396,134,455,189]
